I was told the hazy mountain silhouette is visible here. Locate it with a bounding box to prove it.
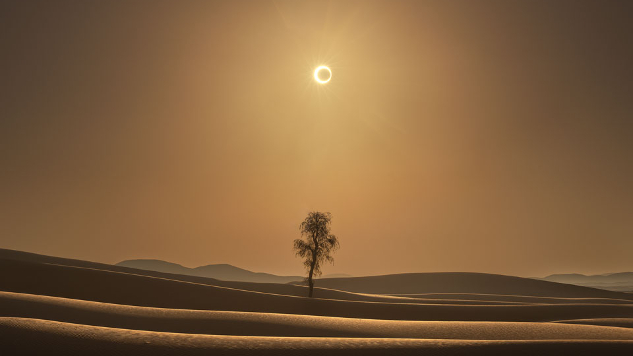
[116,259,309,283]
[116,259,192,275]
[543,272,633,292]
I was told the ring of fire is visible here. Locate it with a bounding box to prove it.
[314,66,332,84]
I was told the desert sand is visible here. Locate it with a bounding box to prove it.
[1,248,633,355]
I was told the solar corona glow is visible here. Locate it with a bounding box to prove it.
[314,65,332,84]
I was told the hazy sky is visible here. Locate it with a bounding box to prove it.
[1,0,632,277]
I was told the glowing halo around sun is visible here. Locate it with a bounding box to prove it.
[314,65,332,84]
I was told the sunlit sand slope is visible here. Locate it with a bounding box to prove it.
[2,318,633,356]
[3,292,633,339]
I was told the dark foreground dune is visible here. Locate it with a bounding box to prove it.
[2,258,633,322]
[2,248,631,301]
[2,249,633,354]
[3,318,633,356]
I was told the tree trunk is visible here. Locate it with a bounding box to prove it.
[307,234,319,298]
[307,260,316,297]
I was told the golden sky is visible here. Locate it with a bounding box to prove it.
[1,0,632,277]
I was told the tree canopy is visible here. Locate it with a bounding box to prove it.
[293,211,339,297]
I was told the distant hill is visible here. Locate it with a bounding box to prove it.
[1,248,630,301]
[542,272,633,292]
[116,259,192,275]
[293,272,633,298]
[116,259,307,283]
[0,247,344,285]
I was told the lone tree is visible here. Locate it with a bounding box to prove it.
[293,211,340,297]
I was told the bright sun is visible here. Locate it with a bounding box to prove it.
[314,66,332,84]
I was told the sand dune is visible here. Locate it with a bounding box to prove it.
[3,258,633,322]
[3,291,633,340]
[388,292,633,304]
[3,248,631,301]
[308,273,633,298]
[0,249,495,303]
[2,318,633,356]
[3,249,633,354]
